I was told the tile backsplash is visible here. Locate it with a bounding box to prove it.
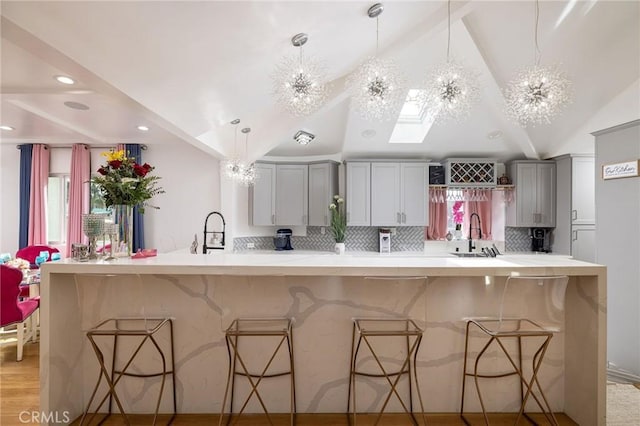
[235,226,532,253]
[505,227,532,252]
[234,226,425,252]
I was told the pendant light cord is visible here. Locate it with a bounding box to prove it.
[376,16,379,55]
[446,0,451,62]
[534,0,541,65]
[233,124,238,158]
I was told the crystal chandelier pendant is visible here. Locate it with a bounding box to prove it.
[348,56,405,121]
[504,64,571,126]
[422,0,480,124]
[347,3,406,122]
[423,59,480,123]
[273,33,328,116]
[504,0,572,126]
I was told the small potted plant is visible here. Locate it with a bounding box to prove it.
[328,195,346,254]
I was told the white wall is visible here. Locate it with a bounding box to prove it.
[0,144,22,255]
[143,142,220,253]
[594,120,640,379]
[550,79,640,157]
[0,142,220,255]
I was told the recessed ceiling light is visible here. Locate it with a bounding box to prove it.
[137,125,150,132]
[362,129,376,138]
[487,130,503,139]
[55,75,75,85]
[0,125,15,131]
[64,101,89,110]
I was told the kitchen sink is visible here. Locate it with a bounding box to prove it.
[451,252,488,258]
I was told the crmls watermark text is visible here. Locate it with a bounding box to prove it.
[19,411,70,424]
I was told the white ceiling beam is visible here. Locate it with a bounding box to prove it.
[460,16,539,160]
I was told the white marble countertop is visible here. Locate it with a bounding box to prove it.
[42,251,605,277]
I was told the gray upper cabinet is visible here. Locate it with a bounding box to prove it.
[506,161,556,227]
[275,164,308,226]
[571,156,595,225]
[250,163,276,226]
[370,162,428,226]
[308,162,339,226]
[346,162,371,226]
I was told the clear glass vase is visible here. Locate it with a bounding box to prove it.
[112,204,133,257]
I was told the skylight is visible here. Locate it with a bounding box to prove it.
[389,89,434,144]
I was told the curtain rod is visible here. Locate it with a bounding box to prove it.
[16,144,148,150]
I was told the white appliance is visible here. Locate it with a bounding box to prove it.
[379,228,391,253]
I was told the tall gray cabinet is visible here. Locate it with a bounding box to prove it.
[553,154,595,262]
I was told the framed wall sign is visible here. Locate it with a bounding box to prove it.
[602,159,639,180]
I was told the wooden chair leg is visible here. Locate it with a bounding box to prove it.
[16,321,24,361]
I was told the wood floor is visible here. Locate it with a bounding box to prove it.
[1,340,578,426]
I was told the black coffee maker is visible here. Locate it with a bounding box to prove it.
[531,228,547,252]
[273,229,293,251]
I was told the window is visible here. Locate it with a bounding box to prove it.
[90,179,109,214]
[46,175,70,244]
[46,175,111,244]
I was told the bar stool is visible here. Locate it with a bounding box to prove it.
[75,274,176,425]
[348,318,426,426]
[219,318,296,426]
[460,275,569,425]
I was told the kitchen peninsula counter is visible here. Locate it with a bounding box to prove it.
[40,253,606,425]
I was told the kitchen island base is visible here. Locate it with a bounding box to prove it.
[40,254,605,426]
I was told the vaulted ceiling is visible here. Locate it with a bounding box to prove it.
[1,1,638,163]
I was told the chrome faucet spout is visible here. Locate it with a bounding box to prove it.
[468,213,482,252]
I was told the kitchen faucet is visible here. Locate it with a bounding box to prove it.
[468,213,482,252]
[203,211,225,254]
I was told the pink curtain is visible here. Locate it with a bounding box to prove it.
[28,145,50,245]
[463,189,493,240]
[426,188,448,240]
[66,144,91,256]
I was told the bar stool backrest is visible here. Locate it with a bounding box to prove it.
[497,275,569,330]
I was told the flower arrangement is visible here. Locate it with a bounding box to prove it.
[328,195,346,243]
[91,150,164,213]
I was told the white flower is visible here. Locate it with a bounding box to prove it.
[337,198,344,203]
[329,203,336,210]
[333,195,340,200]
[121,177,138,184]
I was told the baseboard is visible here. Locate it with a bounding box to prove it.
[608,365,640,383]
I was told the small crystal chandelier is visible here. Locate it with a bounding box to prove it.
[237,128,256,186]
[421,0,480,124]
[273,33,328,116]
[346,3,406,122]
[222,120,255,186]
[504,0,572,126]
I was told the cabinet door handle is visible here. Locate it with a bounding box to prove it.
[533,213,537,224]
[397,212,401,224]
[402,212,406,223]
[572,231,578,241]
[271,214,275,225]
[324,215,328,226]
[572,210,577,221]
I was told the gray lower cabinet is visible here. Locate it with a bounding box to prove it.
[572,225,596,262]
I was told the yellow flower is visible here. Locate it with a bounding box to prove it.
[102,149,125,162]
